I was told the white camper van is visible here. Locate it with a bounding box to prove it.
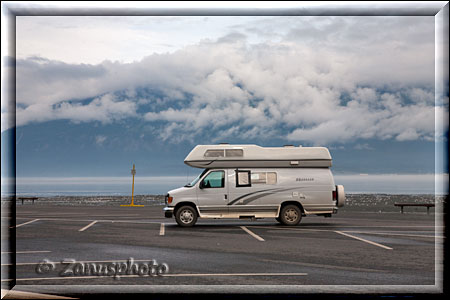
[164,144,345,227]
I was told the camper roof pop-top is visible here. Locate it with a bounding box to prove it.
[164,144,345,227]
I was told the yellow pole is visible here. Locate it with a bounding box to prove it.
[131,164,135,205]
[121,163,143,207]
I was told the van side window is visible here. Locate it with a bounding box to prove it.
[201,171,225,188]
[251,172,277,184]
[204,150,224,157]
[266,172,277,184]
[251,172,266,184]
[236,170,251,187]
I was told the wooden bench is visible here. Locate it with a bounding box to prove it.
[17,197,38,205]
[394,203,435,214]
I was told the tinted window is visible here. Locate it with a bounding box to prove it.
[201,171,225,188]
[185,169,208,187]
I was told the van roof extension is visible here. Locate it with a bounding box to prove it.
[184,144,332,168]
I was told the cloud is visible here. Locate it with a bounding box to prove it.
[15,93,137,127]
[95,135,107,146]
[354,143,373,150]
[6,16,446,145]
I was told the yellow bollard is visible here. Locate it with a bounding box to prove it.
[121,164,144,207]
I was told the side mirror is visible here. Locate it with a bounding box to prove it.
[199,181,205,189]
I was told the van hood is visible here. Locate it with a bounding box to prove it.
[167,186,191,196]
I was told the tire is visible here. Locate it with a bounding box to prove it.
[279,204,302,226]
[175,205,198,227]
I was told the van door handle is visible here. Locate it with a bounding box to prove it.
[224,194,228,200]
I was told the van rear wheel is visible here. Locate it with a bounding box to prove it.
[280,205,302,226]
[175,205,198,227]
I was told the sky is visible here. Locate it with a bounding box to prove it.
[1,6,449,185]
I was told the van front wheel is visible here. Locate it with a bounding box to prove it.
[175,205,198,227]
[280,205,302,226]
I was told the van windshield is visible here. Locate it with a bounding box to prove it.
[184,169,208,187]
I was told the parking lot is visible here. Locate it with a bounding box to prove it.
[1,204,444,294]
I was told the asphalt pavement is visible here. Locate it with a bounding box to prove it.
[1,204,444,296]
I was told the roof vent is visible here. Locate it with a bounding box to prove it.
[219,143,229,145]
[283,144,295,147]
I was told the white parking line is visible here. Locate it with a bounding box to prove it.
[342,230,444,239]
[5,272,307,282]
[13,217,167,225]
[259,258,387,273]
[335,231,393,250]
[159,223,165,236]
[18,212,84,214]
[256,226,442,239]
[1,251,52,254]
[16,214,140,217]
[240,226,265,242]
[249,226,330,232]
[10,219,40,228]
[162,272,307,277]
[0,289,75,299]
[79,221,98,232]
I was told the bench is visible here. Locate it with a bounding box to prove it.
[394,203,435,214]
[17,197,38,205]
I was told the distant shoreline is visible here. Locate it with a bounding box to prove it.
[2,192,446,198]
[1,194,445,214]
[2,173,447,196]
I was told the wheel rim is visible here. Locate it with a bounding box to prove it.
[180,209,194,224]
[284,208,298,222]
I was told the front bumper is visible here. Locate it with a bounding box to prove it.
[163,206,174,218]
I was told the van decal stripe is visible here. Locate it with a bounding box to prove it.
[227,188,280,206]
[239,192,281,206]
[237,187,301,206]
[229,187,302,206]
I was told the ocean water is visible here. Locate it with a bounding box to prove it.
[7,176,193,197]
[2,174,448,197]
[334,174,448,195]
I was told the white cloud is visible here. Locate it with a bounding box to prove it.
[6,16,446,145]
[15,16,238,65]
[15,93,137,127]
